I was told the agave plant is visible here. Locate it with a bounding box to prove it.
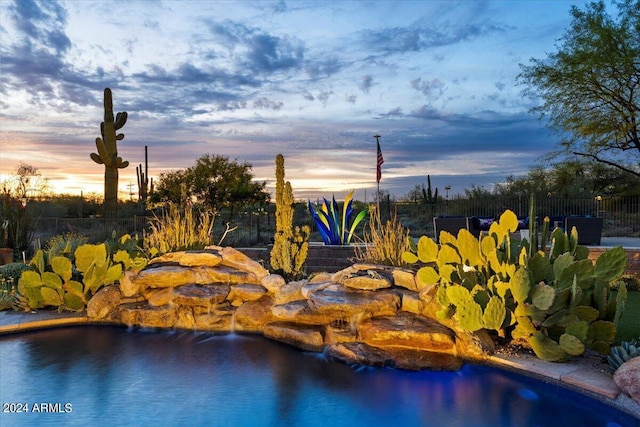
[607,339,639,372]
[308,190,367,245]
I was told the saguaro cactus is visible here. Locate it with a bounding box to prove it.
[136,145,152,214]
[90,88,129,218]
[421,175,439,220]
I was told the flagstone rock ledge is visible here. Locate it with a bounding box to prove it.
[87,246,495,371]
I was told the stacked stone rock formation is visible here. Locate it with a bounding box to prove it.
[88,246,495,371]
[614,357,640,404]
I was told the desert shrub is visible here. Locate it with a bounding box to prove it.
[1,191,35,258]
[0,262,32,287]
[355,207,411,267]
[0,262,31,310]
[145,203,215,254]
[45,232,89,261]
[0,276,17,311]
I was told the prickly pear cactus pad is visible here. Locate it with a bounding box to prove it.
[401,208,629,362]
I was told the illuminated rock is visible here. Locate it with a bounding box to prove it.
[234,296,275,332]
[357,312,457,353]
[263,322,325,352]
[326,342,463,371]
[614,357,640,404]
[86,248,496,371]
[87,285,121,319]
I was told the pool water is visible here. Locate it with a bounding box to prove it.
[0,326,637,427]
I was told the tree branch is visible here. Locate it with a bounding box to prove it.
[572,151,640,178]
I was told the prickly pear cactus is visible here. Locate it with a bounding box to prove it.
[18,251,85,311]
[75,243,123,294]
[402,206,629,362]
[16,235,148,312]
[90,88,129,218]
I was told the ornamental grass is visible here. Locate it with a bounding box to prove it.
[354,206,411,267]
[145,203,215,254]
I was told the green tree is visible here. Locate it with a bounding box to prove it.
[151,154,269,217]
[496,161,640,199]
[152,169,190,205]
[496,168,549,199]
[585,162,640,195]
[463,184,495,200]
[518,0,640,179]
[0,187,34,255]
[404,185,423,203]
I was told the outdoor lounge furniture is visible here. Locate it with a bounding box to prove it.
[548,216,566,231]
[433,216,468,242]
[468,216,495,237]
[565,216,603,245]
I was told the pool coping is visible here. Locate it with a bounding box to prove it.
[1,310,639,419]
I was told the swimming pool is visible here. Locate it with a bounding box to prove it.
[0,326,637,426]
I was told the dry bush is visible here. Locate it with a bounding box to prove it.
[145,203,215,254]
[354,206,411,266]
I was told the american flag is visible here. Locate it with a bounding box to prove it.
[376,137,384,183]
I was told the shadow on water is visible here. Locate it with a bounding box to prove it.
[1,326,637,427]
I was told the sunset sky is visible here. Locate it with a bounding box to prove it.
[0,0,606,202]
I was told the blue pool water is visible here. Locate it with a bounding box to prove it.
[0,326,637,427]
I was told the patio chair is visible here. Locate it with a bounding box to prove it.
[468,216,495,238]
[433,216,469,242]
[565,216,603,245]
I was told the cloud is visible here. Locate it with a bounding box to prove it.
[378,107,403,118]
[305,56,342,78]
[317,90,333,106]
[9,0,70,53]
[0,0,581,200]
[271,1,288,14]
[397,108,551,157]
[216,101,249,112]
[362,21,507,55]
[360,75,374,93]
[411,78,445,102]
[206,19,252,47]
[133,62,259,88]
[1,0,73,93]
[409,105,453,121]
[244,33,304,73]
[204,18,306,77]
[253,97,284,110]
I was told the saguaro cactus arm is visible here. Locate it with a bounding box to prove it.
[90,88,129,169]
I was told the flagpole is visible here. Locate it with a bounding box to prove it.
[373,134,382,213]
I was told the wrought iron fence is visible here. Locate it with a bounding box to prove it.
[30,195,639,249]
[32,216,150,245]
[32,213,274,248]
[389,195,639,238]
